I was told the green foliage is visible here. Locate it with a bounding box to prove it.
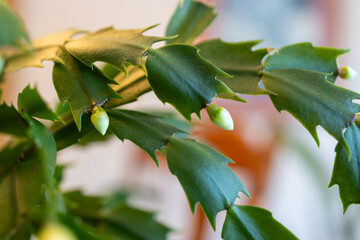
[0,1,29,47]
[222,206,298,240]
[108,109,185,165]
[197,39,270,95]
[330,122,360,211]
[146,44,239,120]
[1,0,360,239]
[5,29,82,72]
[261,69,360,150]
[52,47,122,130]
[64,191,171,240]
[166,137,249,229]
[264,42,348,83]
[18,85,59,121]
[166,0,217,44]
[65,26,168,71]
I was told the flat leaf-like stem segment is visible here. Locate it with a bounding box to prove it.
[197,39,270,95]
[0,103,28,136]
[53,48,122,130]
[0,116,56,238]
[222,205,298,240]
[166,137,249,229]
[17,85,59,121]
[166,0,217,44]
[0,1,29,48]
[146,44,237,120]
[330,122,360,212]
[108,109,185,165]
[64,191,171,240]
[262,69,360,152]
[264,42,349,83]
[5,29,83,72]
[65,25,169,70]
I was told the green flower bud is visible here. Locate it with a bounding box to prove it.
[38,222,77,240]
[91,106,109,135]
[206,104,234,130]
[354,113,360,127]
[339,66,357,80]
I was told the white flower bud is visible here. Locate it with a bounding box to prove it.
[206,104,234,130]
[38,222,77,240]
[91,106,109,135]
[339,66,357,80]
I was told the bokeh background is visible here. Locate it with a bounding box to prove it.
[2,0,360,239]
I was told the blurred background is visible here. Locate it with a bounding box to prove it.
[2,0,360,239]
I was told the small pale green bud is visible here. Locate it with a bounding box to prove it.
[354,113,360,127]
[91,106,109,135]
[206,104,234,130]
[339,66,357,80]
[38,222,77,240]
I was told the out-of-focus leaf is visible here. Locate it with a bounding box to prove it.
[146,44,242,120]
[166,137,249,229]
[0,103,28,136]
[17,85,59,121]
[330,122,360,211]
[264,42,348,83]
[197,39,270,95]
[222,205,298,240]
[64,191,170,240]
[0,1,29,47]
[262,69,360,151]
[166,0,217,44]
[52,48,122,130]
[0,116,56,238]
[65,25,168,70]
[108,109,186,165]
[5,29,83,72]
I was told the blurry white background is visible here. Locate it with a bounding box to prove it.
[3,0,360,239]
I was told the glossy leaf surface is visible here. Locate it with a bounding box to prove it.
[17,85,59,121]
[53,48,122,130]
[197,39,270,95]
[222,205,298,240]
[108,109,185,165]
[65,26,167,69]
[146,44,235,120]
[330,122,360,211]
[262,69,360,150]
[264,42,348,83]
[166,0,217,44]
[166,137,249,229]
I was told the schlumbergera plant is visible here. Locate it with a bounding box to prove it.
[1,0,360,239]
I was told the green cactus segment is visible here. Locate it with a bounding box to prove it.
[166,0,217,44]
[146,44,232,120]
[166,137,249,229]
[108,109,186,165]
[262,68,360,154]
[197,39,270,95]
[65,25,169,71]
[222,205,298,240]
[264,42,348,83]
[330,122,360,212]
[0,1,30,48]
